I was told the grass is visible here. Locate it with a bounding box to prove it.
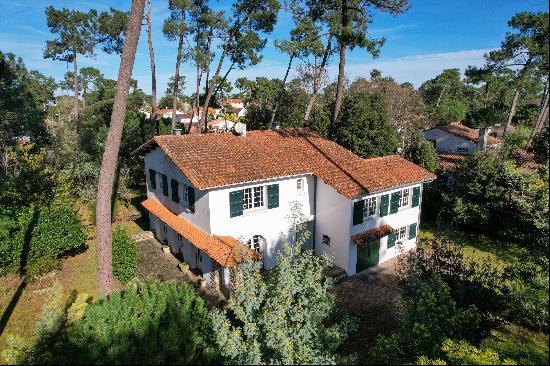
[484,324,549,365]
[418,221,526,267]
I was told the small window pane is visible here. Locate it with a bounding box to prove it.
[297,179,304,193]
[401,189,410,207]
[364,197,377,217]
[243,188,253,210]
[253,186,264,208]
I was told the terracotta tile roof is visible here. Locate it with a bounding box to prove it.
[513,149,543,170]
[142,198,258,267]
[134,129,436,198]
[436,123,500,144]
[352,224,395,246]
[437,152,465,171]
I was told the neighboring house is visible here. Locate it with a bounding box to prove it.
[222,98,244,110]
[134,128,435,288]
[512,149,543,171]
[424,123,500,155]
[208,118,235,131]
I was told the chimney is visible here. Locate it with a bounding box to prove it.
[173,128,182,136]
[478,127,489,150]
[234,122,247,136]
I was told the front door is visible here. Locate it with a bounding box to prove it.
[356,241,380,273]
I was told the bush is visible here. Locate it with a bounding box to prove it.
[25,253,60,279]
[10,280,219,364]
[503,125,531,149]
[404,135,438,173]
[112,225,138,284]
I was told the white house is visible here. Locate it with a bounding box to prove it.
[134,128,435,288]
[424,122,500,155]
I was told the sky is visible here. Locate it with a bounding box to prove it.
[0,0,548,96]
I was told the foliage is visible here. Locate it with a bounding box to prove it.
[211,233,354,365]
[503,125,532,149]
[9,280,219,364]
[334,89,398,158]
[529,126,549,163]
[417,339,517,365]
[0,202,86,275]
[112,225,138,284]
[404,135,438,173]
[25,253,61,279]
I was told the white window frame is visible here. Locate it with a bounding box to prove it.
[397,226,407,242]
[297,178,304,194]
[363,196,377,218]
[243,185,266,212]
[248,235,262,253]
[399,188,410,209]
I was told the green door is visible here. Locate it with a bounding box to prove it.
[356,241,380,273]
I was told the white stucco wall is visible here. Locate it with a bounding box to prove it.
[348,184,423,275]
[144,147,211,232]
[208,174,315,269]
[424,129,477,154]
[314,179,352,272]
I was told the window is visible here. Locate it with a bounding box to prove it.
[397,226,407,242]
[149,169,157,190]
[322,235,331,246]
[457,146,468,152]
[363,196,377,218]
[243,186,265,211]
[161,174,168,196]
[182,184,189,203]
[400,188,410,208]
[171,179,180,203]
[247,235,262,253]
[297,178,304,193]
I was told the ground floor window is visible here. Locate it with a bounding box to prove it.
[397,226,407,242]
[247,235,264,253]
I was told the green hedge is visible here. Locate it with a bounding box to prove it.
[112,225,138,284]
[0,203,86,276]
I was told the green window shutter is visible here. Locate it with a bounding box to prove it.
[409,223,417,239]
[187,187,195,212]
[390,191,401,214]
[353,200,364,226]
[267,184,279,209]
[412,186,421,207]
[229,190,244,217]
[161,174,168,196]
[149,169,156,190]
[171,179,180,203]
[379,194,389,217]
[387,233,397,248]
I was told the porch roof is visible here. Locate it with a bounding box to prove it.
[142,198,259,267]
[352,224,396,246]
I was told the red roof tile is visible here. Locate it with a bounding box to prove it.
[437,152,465,171]
[513,149,543,170]
[436,123,500,145]
[135,129,436,198]
[142,198,258,267]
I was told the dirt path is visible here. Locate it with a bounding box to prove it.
[332,257,400,359]
[135,236,226,309]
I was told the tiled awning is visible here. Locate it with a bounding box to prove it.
[142,198,259,267]
[352,224,395,246]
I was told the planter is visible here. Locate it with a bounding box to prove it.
[162,245,170,253]
[178,262,189,271]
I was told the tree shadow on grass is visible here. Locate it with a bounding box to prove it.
[0,208,39,336]
[130,192,149,231]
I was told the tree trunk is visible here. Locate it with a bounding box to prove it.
[72,52,79,127]
[535,81,549,131]
[503,88,520,136]
[201,46,228,132]
[436,84,447,107]
[270,53,295,129]
[483,81,490,107]
[304,35,332,124]
[95,0,145,296]
[330,39,346,137]
[146,0,157,136]
[171,10,186,133]
[186,64,202,134]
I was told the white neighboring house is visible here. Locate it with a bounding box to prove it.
[424,122,500,154]
[134,128,435,288]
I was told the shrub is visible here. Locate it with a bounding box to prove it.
[404,135,438,173]
[10,280,219,364]
[25,253,60,279]
[504,125,532,149]
[112,225,138,284]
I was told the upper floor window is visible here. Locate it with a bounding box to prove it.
[363,196,377,218]
[171,179,180,203]
[322,235,331,246]
[400,188,410,208]
[457,146,468,153]
[149,169,157,190]
[243,185,265,211]
[297,178,304,193]
[161,174,168,196]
